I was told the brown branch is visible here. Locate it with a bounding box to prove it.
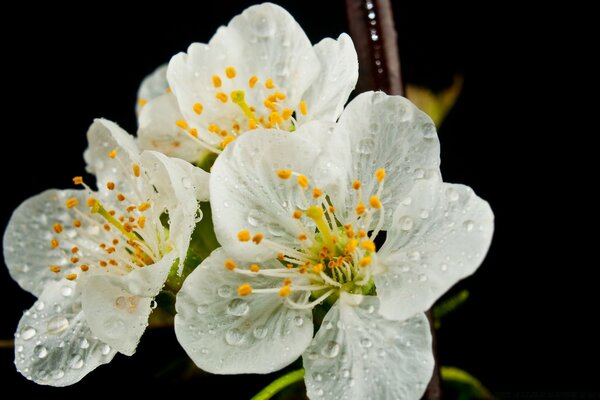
[345,1,442,399]
[0,339,14,349]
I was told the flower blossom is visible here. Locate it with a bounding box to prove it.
[3,119,204,385]
[137,2,358,160]
[175,91,494,399]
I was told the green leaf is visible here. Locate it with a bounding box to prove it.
[406,75,463,127]
[432,289,470,328]
[441,366,494,400]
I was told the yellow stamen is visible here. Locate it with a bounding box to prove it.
[313,188,323,198]
[117,194,126,202]
[249,75,258,88]
[50,265,61,273]
[80,265,89,272]
[352,180,362,190]
[138,202,151,211]
[264,99,277,112]
[138,216,146,229]
[265,78,275,89]
[73,219,81,228]
[238,230,251,242]
[356,202,366,215]
[65,273,77,281]
[313,263,324,273]
[238,283,252,296]
[359,256,372,267]
[357,229,367,238]
[132,164,141,177]
[369,195,382,209]
[248,118,258,129]
[221,135,235,148]
[300,100,308,115]
[71,247,79,254]
[269,111,283,125]
[70,257,79,264]
[298,175,309,189]
[65,198,79,208]
[293,210,302,219]
[208,124,220,133]
[212,75,222,88]
[189,128,199,138]
[282,108,293,120]
[275,91,286,100]
[215,92,228,103]
[106,181,115,190]
[72,176,83,185]
[283,278,292,286]
[278,285,291,297]
[306,206,335,253]
[86,197,97,208]
[375,168,386,183]
[277,169,292,179]
[361,240,376,253]
[250,264,260,272]
[138,98,147,107]
[193,102,203,115]
[298,233,307,241]
[224,259,237,271]
[53,223,63,234]
[225,66,236,79]
[108,149,117,159]
[345,239,358,253]
[252,233,264,245]
[176,119,189,130]
[277,252,285,260]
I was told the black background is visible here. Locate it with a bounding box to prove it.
[1,1,595,397]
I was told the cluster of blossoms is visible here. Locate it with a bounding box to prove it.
[3,3,493,398]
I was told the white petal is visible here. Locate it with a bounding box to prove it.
[140,151,198,270]
[167,3,319,135]
[175,248,313,374]
[169,157,210,202]
[81,251,176,355]
[376,177,494,321]
[3,189,87,296]
[137,93,207,162]
[303,294,433,400]
[136,64,169,115]
[84,118,141,201]
[317,92,441,230]
[210,124,331,262]
[297,33,358,123]
[14,280,116,386]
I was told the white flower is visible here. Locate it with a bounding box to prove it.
[3,119,203,386]
[175,92,494,399]
[137,2,358,160]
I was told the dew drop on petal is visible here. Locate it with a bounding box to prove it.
[100,344,111,356]
[408,251,421,261]
[47,316,69,335]
[251,13,276,37]
[321,341,340,358]
[20,326,36,341]
[423,124,437,139]
[377,348,387,357]
[359,338,372,348]
[51,369,65,380]
[312,372,323,382]
[115,296,127,310]
[463,220,475,232]
[293,315,304,326]
[446,187,459,202]
[419,274,428,282]
[226,299,249,317]
[181,177,192,189]
[34,345,48,359]
[217,285,232,298]
[80,338,90,349]
[103,317,125,338]
[357,138,375,155]
[441,264,448,272]
[246,209,261,227]
[225,328,244,346]
[196,304,209,314]
[267,222,284,237]
[35,301,45,311]
[398,216,414,231]
[253,325,268,340]
[60,286,73,297]
[341,369,350,378]
[70,355,84,370]
[323,321,334,330]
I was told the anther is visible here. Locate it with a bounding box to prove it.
[65,273,77,281]
[72,176,83,185]
[238,230,251,242]
[250,264,260,272]
[212,75,222,88]
[224,259,237,271]
[238,283,252,296]
[65,198,79,208]
[176,120,189,130]
[249,76,258,88]
[252,233,264,245]
[265,78,275,89]
[375,168,386,183]
[132,164,141,177]
[193,102,203,115]
[369,195,382,209]
[277,170,292,179]
[225,66,236,79]
[53,223,63,234]
[300,100,308,115]
[297,175,309,189]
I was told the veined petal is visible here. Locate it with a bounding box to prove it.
[303,294,433,400]
[210,124,332,262]
[175,248,313,374]
[297,33,358,124]
[80,251,176,355]
[14,280,116,386]
[138,93,208,162]
[136,64,169,115]
[317,92,441,230]
[376,177,494,321]
[3,189,88,296]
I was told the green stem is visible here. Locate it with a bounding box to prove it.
[251,368,305,400]
[0,339,14,349]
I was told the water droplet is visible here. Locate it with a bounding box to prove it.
[34,345,48,358]
[422,123,437,139]
[253,325,268,339]
[357,138,375,154]
[446,187,459,202]
[200,347,210,355]
[181,177,192,189]
[408,251,421,261]
[217,285,232,298]
[51,369,65,380]
[53,304,62,313]
[20,326,36,340]
[223,201,230,208]
[321,341,340,358]
[251,12,276,37]
[246,209,261,226]
[60,286,73,297]
[419,209,429,219]
[377,348,387,357]
[463,220,475,231]
[312,372,323,382]
[323,321,334,330]
[414,168,425,179]
[225,328,244,346]
[363,304,375,314]
[441,264,448,272]
[103,317,125,338]
[293,315,304,326]
[267,222,284,236]
[196,304,209,314]
[16,345,23,353]
[35,301,45,311]
[316,389,324,396]
[341,369,350,378]
[70,355,84,369]
[398,216,414,231]
[100,344,111,355]
[150,300,157,309]
[46,316,69,335]
[418,274,428,282]
[80,338,90,349]
[402,197,412,206]
[226,299,249,317]
[359,338,372,348]
[115,296,127,309]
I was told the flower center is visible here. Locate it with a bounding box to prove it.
[47,149,168,282]
[174,66,308,152]
[223,168,388,310]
